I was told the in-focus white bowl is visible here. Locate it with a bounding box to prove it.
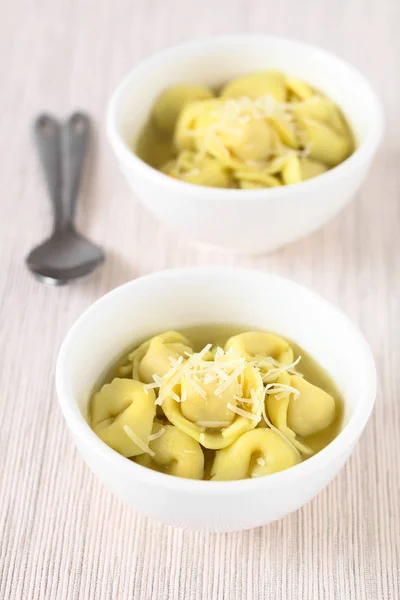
[56,267,376,532]
[107,35,383,254]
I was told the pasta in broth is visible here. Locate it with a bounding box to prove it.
[90,326,344,481]
[136,70,354,189]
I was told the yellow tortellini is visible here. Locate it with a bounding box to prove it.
[135,423,204,480]
[233,156,287,188]
[286,375,336,436]
[175,99,279,164]
[211,428,301,480]
[152,85,214,135]
[286,78,314,101]
[292,96,349,136]
[295,116,352,167]
[91,378,156,457]
[281,155,302,185]
[128,331,193,384]
[212,118,278,162]
[299,157,328,180]
[238,179,274,190]
[180,374,237,425]
[173,98,220,151]
[268,114,300,149]
[221,71,287,102]
[266,372,336,455]
[135,121,175,169]
[280,154,328,184]
[162,151,232,188]
[162,363,264,449]
[90,329,342,480]
[225,331,293,374]
[136,70,354,188]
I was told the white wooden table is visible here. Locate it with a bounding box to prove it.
[0,1,399,598]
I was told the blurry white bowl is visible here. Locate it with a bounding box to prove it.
[56,267,376,532]
[106,35,383,254]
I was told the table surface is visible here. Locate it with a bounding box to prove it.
[1,1,399,598]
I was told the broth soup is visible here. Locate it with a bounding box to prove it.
[136,70,355,190]
[90,326,344,481]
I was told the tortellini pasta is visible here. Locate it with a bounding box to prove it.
[285,78,314,101]
[136,71,354,188]
[152,85,214,135]
[299,157,327,180]
[162,151,232,188]
[90,328,343,480]
[162,362,264,449]
[221,71,287,102]
[266,372,336,454]
[91,378,156,457]
[295,115,352,167]
[127,331,193,384]
[211,428,301,480]
[135,422,204,479]
[286,375,336,436]
[225,331,294,374]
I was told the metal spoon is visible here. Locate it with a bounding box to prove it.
[26,113,104,285]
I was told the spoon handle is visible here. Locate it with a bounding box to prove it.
[33,115,65,231]
[62,112,90,224]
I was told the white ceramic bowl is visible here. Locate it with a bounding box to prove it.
[107,35,383,254]
[56,267,376,532]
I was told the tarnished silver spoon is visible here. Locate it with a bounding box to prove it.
[26,113,104,285]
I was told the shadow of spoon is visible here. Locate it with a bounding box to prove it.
[26,113,104,285]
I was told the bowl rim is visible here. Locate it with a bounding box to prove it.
[106,33,384,200]
[56,266,377,494]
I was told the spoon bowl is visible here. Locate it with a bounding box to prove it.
[27,226,104,285]
[26,113,104,285]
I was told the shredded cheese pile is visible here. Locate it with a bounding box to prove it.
[124,342,304,454]
[142,343,302,429]
[186,94,316,163]
[145,344,259,421]
[123,344,303,452]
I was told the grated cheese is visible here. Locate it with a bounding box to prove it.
[250,387,264,413]
[214,361,245,396]
[227,402,260,423]
[155,344,212,405]
[169,390,182,403]
[144,373,163,392]
[169,355,184,368]
[264,383,301,397]
[144,381,161,390]
[189,94,311,161]
[181,386,188,402]
[150,344,251,409]
[147,427,165,442]
[261,397,299,455]
[233,395,253,404]
[123,425,155,457]
[262,356,303,382]
[185,376,207,399]
[143,341,304,438]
